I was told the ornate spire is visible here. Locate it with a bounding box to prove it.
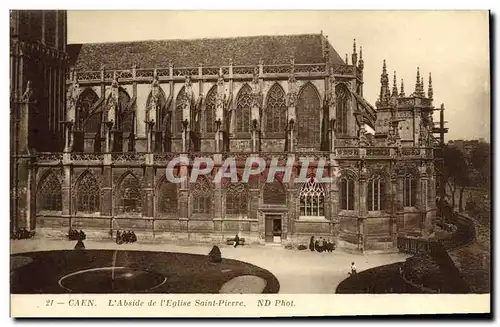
[358,46,364,70]
[392,71,398,97]
[345,53,349,65]
[421,77,425,97]
[415,67,421,95]
[428,72,433,99]
[324,35,329,60]
[351,39,358,66]
[400,78,405,97]
[111,71,119,88]
[377,60,390,108]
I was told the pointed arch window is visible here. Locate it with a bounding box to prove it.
[119,89,133,133]
[157,178,178,215]
[263,181,287,205]
[234,84,252,133]
[77,88,99,131]
[225,183,248,216]
[204,86,217,134]
[76,172,100,213]
[340,176,355,210]
[299,178,325,217]
[403,174,417,207]
[37,172,62,212]
[175,87,186,135]
[265,83,287,133]
[367,175,386,211]
[191,176,212,215]
[297,83,321,147]
[117,174,142,214]
[336,84,350,135]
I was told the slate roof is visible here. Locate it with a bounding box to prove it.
[67,33,345,71]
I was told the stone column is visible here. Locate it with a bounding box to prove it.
[390,174,399,244]
[102,153,113,218]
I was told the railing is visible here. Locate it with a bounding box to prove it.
[70,63,346,83]
[111,152,146,162]
[397,236,435,255]
[34,146,432,165]
[71,153,103,161]
[35,152,63,163]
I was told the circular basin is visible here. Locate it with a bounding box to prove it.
[59,267,167,293]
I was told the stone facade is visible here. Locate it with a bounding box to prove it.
[16,30,439,252]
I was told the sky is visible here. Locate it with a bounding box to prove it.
[67,10,490,142]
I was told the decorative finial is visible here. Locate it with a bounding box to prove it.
[345,54,348,65]
[392,71,398,97]
[358,46,364,70]
[112,71,118,88]
[351,39,358,66]
[428,72,433,99]
[383,60,387,74]
[421,77,425,97]
[415,67,421,94]
[400,78,405,97]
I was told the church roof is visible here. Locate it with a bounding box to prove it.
[67,33,345,71]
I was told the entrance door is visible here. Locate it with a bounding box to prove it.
[265,214,282,243]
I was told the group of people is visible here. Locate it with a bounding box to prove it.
[68,229,86,241]
[115,230,137,244]
[11,228,35,240]
[309,236,336,253]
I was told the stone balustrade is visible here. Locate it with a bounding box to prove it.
[34,146,434,167]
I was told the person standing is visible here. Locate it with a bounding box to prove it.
[351,262,357,277]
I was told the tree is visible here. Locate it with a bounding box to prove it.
[442,145,469,211]
[469,142,490,190]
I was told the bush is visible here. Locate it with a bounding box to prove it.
[297,244,307,251]
[284,244,294,250]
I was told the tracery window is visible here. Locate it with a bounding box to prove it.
[265,83,287,133]
[225,183,248,216]
[191,176,212,215]
[299,178,325,216]
[367,175,386,211]
[119,89,133,133]
[234,84,252,133]
[263,181,287,205]
[76,172,100,213]
[297,83,321,147]
[204,86,217,134]
[336,84,350,135]
[403,174,417,207]
[117,174,142,214]
[157,178,178,215]
[340,176,355,210]
[77,88,99,131]
[37,172,62,212]
[175,87,186,135]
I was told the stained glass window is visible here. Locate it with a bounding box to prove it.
[77,88,99,131]
[204,86,217,134]
[403,174,417,207]
[146,88,167,131]
[299,178,325,216]
[336,84,350,135]
[297,83,321,147]
[367,175,386,211]
[157,178,178,215]
[340,176,355,210]
[117,174,142,214]
[265,83,287,133]
[119,89,133,133]
[225,183,248,216]
[234,84,252,133]
[191,176,212,215]
[263,181,287,205]
[37,172,62,211]
[76,172,100,213]
[175,87,185,135]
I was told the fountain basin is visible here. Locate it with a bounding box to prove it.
[59,267,167,293]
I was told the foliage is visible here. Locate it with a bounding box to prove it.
[297,244,307,251]
[442,145,470,208]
